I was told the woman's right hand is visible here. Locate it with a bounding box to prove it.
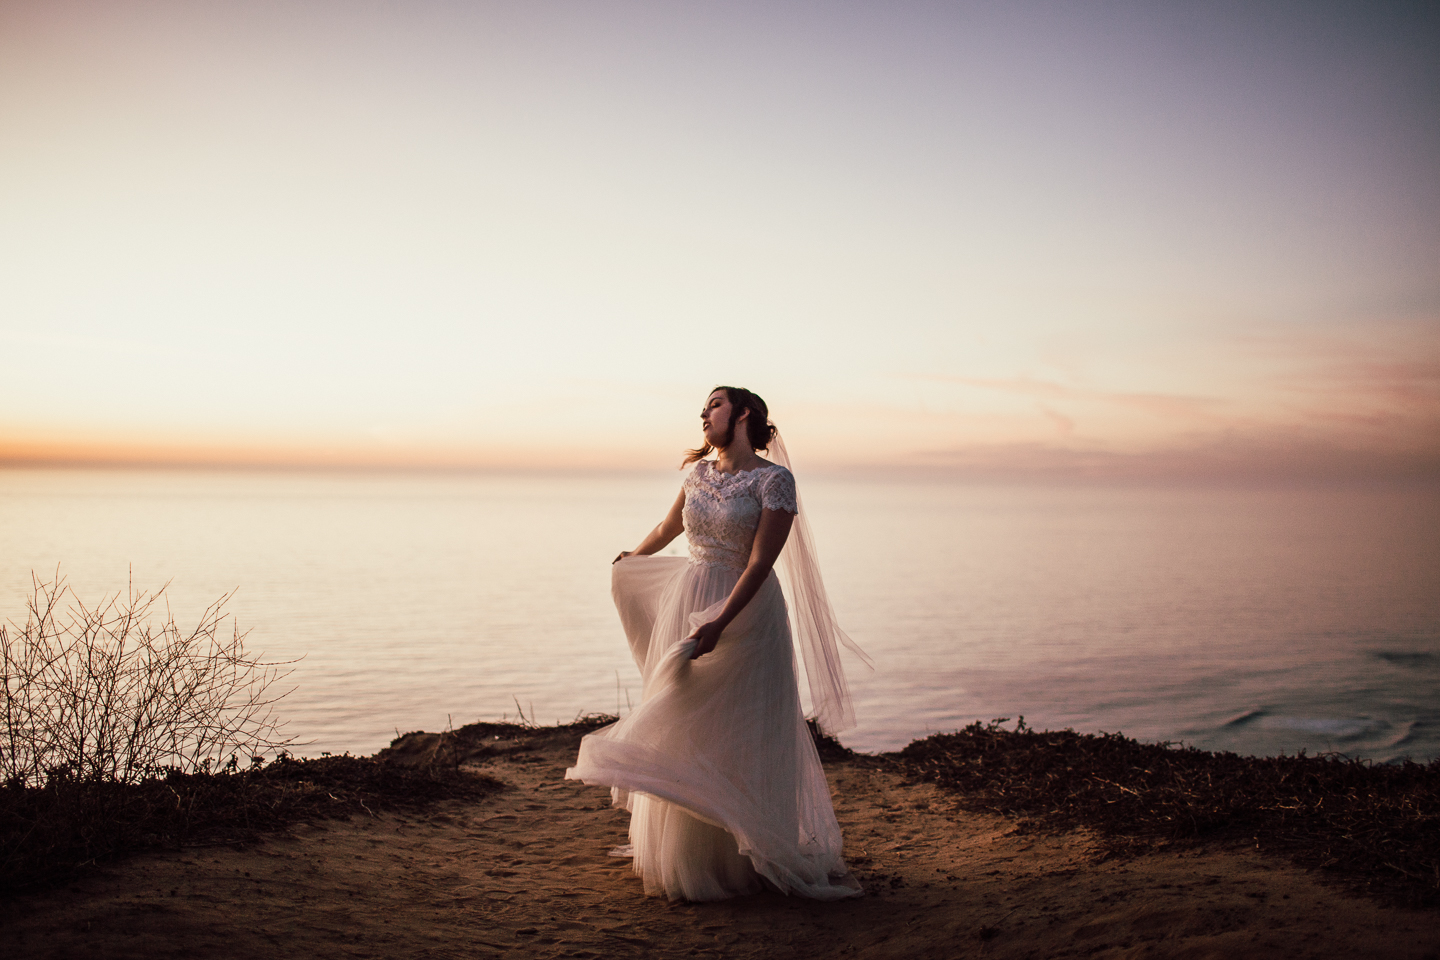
[686,619,726,659]
[613,550,633,564]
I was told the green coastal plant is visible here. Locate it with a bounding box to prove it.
[0,572,294,788]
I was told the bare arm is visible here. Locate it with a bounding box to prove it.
[613,490,687,563]
[686,508,795,659]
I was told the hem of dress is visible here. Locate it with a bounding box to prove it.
[565,761,863,902]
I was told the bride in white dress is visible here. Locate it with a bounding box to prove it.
[566,386,866,902]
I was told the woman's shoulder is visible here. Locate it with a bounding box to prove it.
[755,461,797,512]
[746,459,792,483]
[756,460,791,477]
[732,460,793,484]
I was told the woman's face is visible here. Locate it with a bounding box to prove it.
[700,390,742,447]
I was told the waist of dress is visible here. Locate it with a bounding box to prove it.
[686,555,748,573]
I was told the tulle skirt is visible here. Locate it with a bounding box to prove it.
[565,555,860,902]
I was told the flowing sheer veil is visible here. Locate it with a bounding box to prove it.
[768,431,873,734]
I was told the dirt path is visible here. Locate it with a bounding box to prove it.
[5,726,1437,959]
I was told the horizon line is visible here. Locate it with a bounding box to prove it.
[4,442,1437,486]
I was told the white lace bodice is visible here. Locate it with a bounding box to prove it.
[682,460,798,570]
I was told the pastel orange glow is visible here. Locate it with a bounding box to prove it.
[0,428,663,474]
[2,1,1437,481]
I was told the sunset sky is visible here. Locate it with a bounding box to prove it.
[2,0,1437,479]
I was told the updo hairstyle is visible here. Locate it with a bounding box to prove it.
[683,386,777,466]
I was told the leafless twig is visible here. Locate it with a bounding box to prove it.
[0,571,296,787]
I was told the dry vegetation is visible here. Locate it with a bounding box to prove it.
[1,573,292,786]
[894,718,1440,908]
[0,749,503,896]
[0,574,499,897]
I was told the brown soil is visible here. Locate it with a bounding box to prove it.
[4,724,1437,960]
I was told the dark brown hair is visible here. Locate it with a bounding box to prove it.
[683,386,777,466]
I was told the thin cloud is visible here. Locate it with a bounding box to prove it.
[909,434,1440,483]
[1041,406,1076,436]
[908,373,1225,422]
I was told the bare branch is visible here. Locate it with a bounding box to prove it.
[0,571,297,786]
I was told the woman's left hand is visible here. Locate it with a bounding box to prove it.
[686,620,725,659]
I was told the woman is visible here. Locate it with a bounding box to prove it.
[565,386,866,902]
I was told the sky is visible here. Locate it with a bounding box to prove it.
[2,0,1437,480]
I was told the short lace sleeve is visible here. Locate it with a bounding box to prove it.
[759,465,798,513]
[682,460,705,490]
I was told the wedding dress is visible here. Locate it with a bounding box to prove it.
[565,460,862,902]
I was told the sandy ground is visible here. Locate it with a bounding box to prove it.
[5,725,1437,960]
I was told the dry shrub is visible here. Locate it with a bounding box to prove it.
[0,572,504,896]
[1,572,292,786]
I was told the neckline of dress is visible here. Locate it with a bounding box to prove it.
[702,459,777,479]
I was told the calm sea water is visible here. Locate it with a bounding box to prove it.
[2,468,1437,762]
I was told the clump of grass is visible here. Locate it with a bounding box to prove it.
[895,718,1440,908]
[1,572,292,785]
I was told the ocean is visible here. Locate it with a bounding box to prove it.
[2,468,1436,762]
